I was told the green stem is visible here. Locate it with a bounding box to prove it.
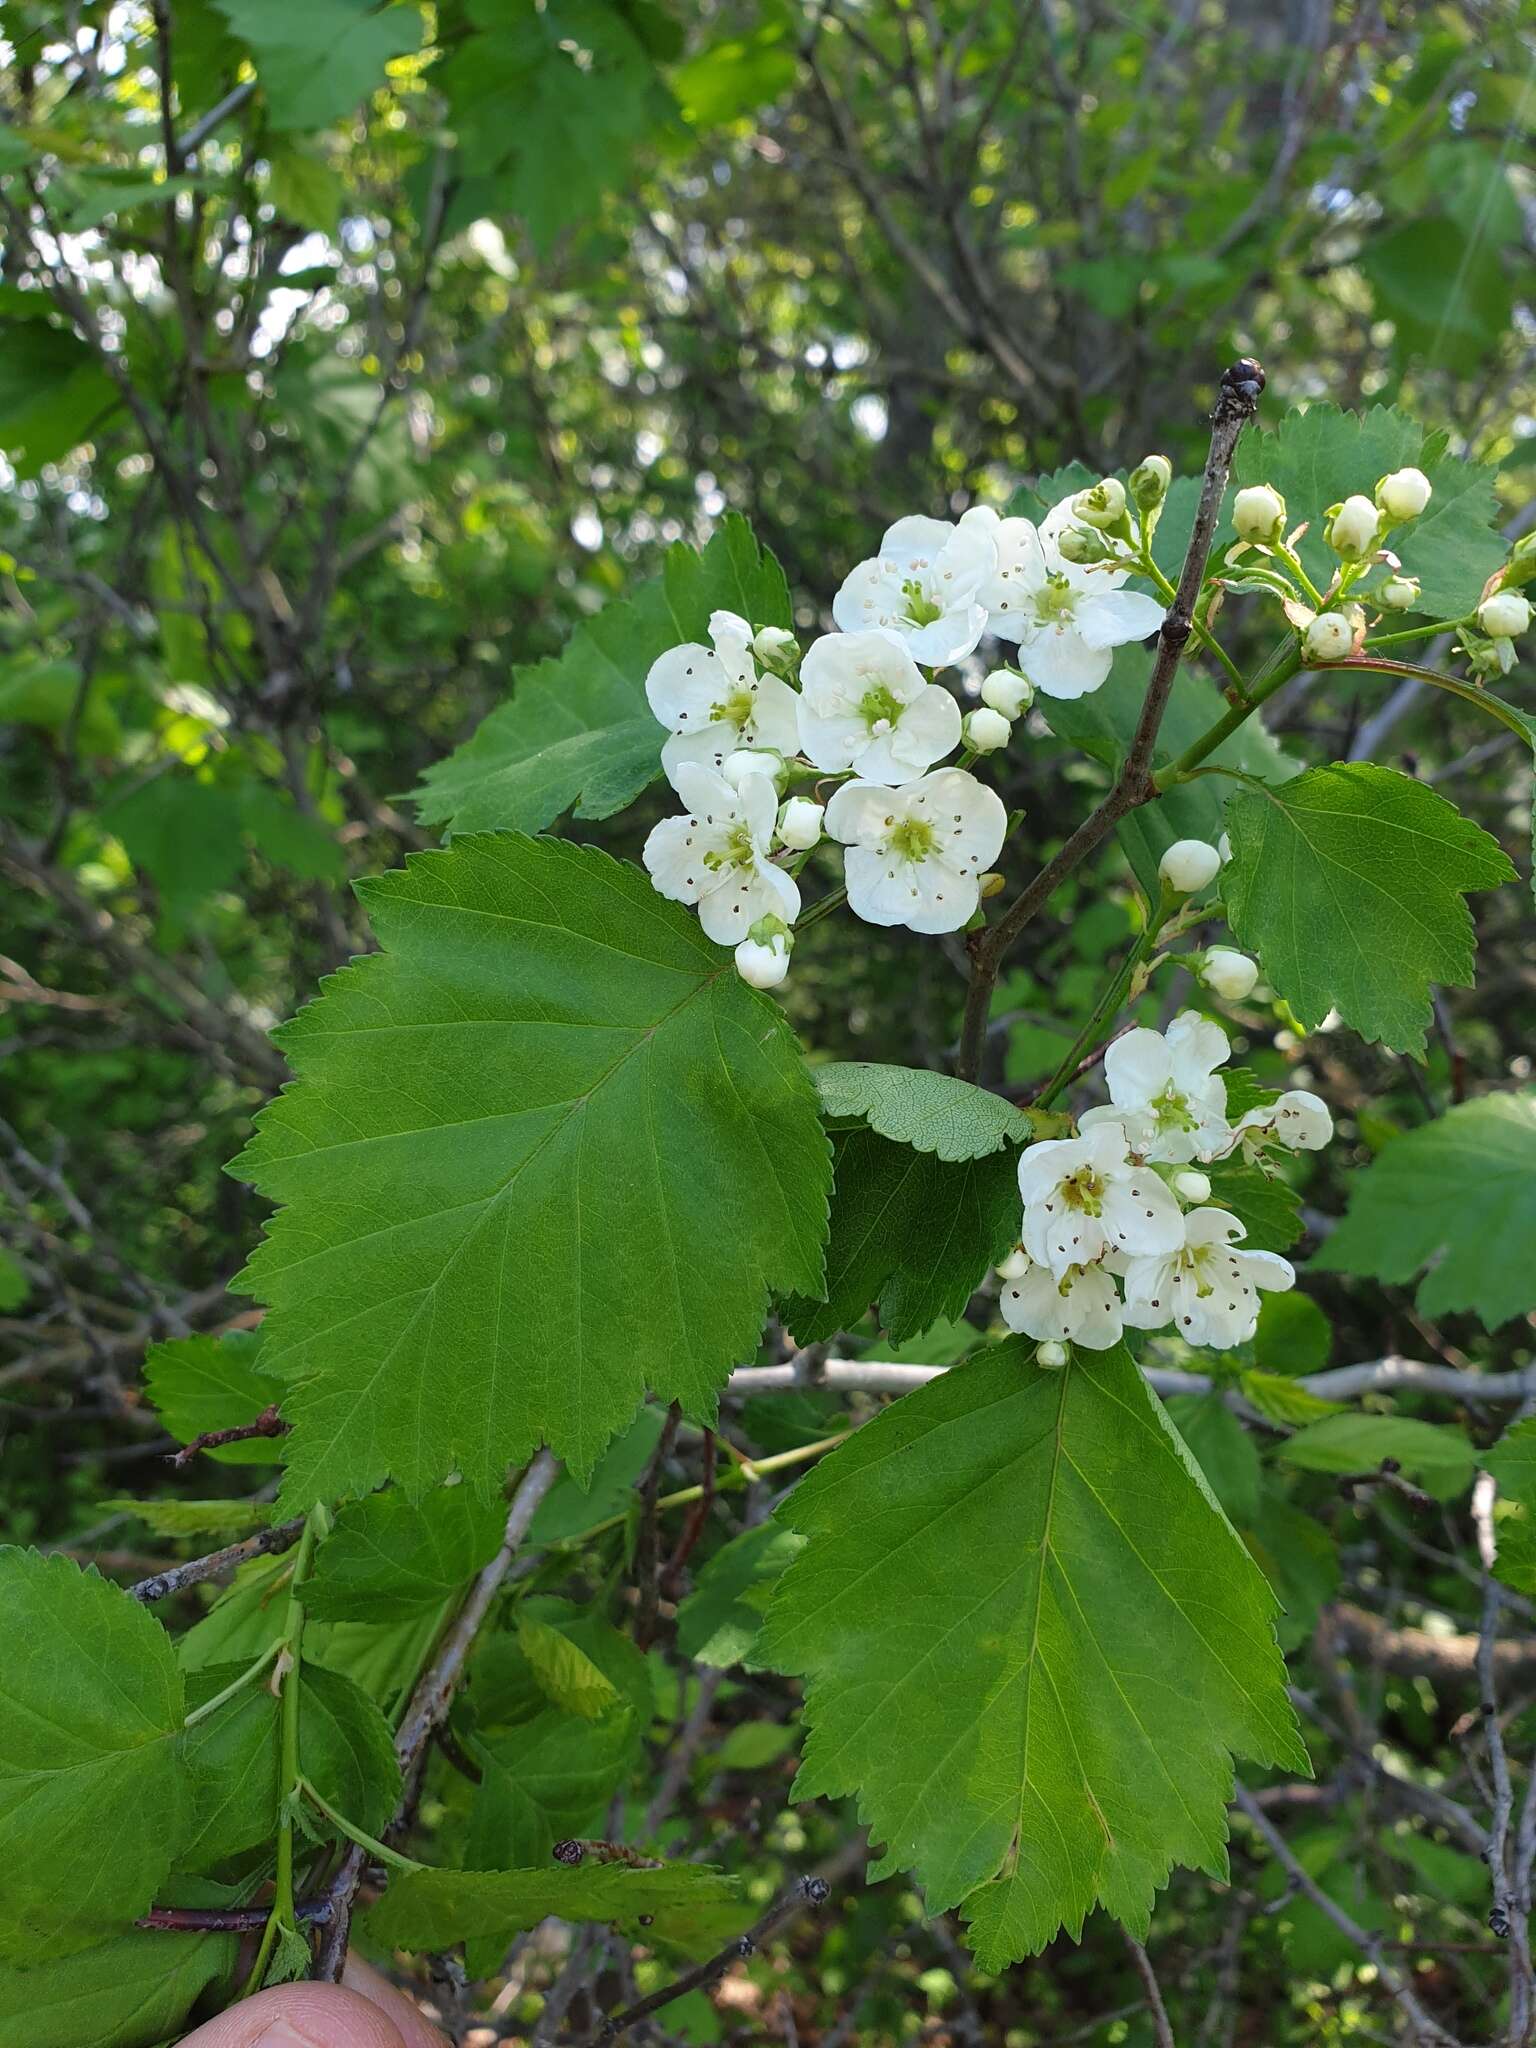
[243,1502,327,1996]
[556,1430,852,1550]
[298,1780,425,1874]
[1361,621,1465,651]
[1139,555,1246,693]
[1033,887,1175,1110]
[1317,654,1534,740]
[1155,645,1303,789]
[796,884,847,932]
[183,1640,281,1728]
[1273,542,1324,608]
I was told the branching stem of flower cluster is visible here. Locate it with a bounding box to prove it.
[955,361,1267,1083]
[553,1430,854,1550]
[1032,891,1173,1111]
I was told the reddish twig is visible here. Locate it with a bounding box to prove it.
[128,1513,307,1603]
[168,1402,289,1466]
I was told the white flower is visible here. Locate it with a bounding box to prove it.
[1232,1088,1333,1155]
[1303,611,1354,662]
[776,796,824,851]
[643,765,800,946]
[1377,468,1431,521]
[832,514,996,666]
[1202,947,1259,1001]
[1377,575,1420,611]
[980,668,1033,718]
[646,610,800,793]
[999,1248,1123,1351]
[1072,477,1127,531]
[1085,1011,1232,1165]
[1233,485,1287,545]
[796,630,961,783]
[1122,1208,1294,1347]
[1158,838,1222,894]
[1480,591,1531,640]
[735,932,790,988]
[1326,495,1380,560]
[963,706,1011,752]
[825,767,1006,935]
[1017,1121,1185,1278]
[977,501,1164,699]
[723,748,784,789]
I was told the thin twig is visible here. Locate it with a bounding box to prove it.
[168,1402,289,1466]
[1121,1930,1175,2048]
[128,1514,307,1603]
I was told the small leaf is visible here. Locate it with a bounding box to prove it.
[1252,1292,1332,1375]
[526,1407,669,1546]
[1238,1371,1344,1426]
[1221,764,1513,1053]
[813,1063,1037,1160]
[1164,1393,1261,1521]
[211,0,423,132]
[0,1551,187,1957]
[1313,1093,1536,1328]
[144,1332,281,1467]
[366,1864,745,1956]
[1203,1158,1303,1255]
[104,1497,269,1540]
[302,1484,505,1621]
[1486,1417,1536,1507]
[757,1344,1304,1966]
[516,1617,619,1722]
[676,1522,806,1671]
[1278,1413,1476,1499]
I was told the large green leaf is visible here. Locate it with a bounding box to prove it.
[0,1551,187,1957]
[1314,1093,1536,1327]
[368,1863,744,1956]
[233,834,831,1505]
[1232,402,1506,619]
[813,1063,1036,1160]
[783,1126,1015,1345]
[414,516,789,836]
[0,1923,235,2048]
[303,1483,505,1621]
[1220,764,1513,1052]
[212,0,423,132]
[756,1345,1304,1967]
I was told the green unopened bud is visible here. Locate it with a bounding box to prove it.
[979,869,1006,899]
[1232,484,1287,546]
[981,668,1033,719]
[1072,476,1128,532]
[751,624,799,672]
[1324,495,1381,562]
[1129,454,1172,511]
[1377,574,1420,612]
[1056,523,1115,566]
[963,706,1011,753]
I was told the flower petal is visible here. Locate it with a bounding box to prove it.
[1104,1028,1174,1111]
[646,643,726,730]
[1074,589,1165,652]
[1017,627,1113,699]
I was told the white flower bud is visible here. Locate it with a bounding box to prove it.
[1479,590,1531,640]
[1303,610,1354,662]
[981,668,1033,719]
[1377,467,1432,521]
[1377,574,1420,611]
[1201,946,1259,1001]
[1072,476,1128,531]
[1232,484,1287,545]
[1035,1340,1069,1369]
[1158,838,1222,894]
[1172,1169,1211,1204]
[734,933,790,988]
[997,1247,1031,1281]
[963,706,1011,753]
[1129,455,1172,510]
[1217,832,1232,864]
[1325,494,1380,561]
[776,795,824,851]
[751,624,798,670]
[722,748,784,790]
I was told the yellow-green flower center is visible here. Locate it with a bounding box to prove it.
[712,688,757,729]
[900,578,944,628]
[858,683,906,731]
[702,823,757,873]
[1034,574,1079,625]
[1060,1166,1105,1216]
[1151,1083,1197,1133]
[887,817,937,862]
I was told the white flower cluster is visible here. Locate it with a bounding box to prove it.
[996,1011,1333,1355]
[640,495,1167,981]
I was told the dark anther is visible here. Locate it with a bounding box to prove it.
[552,1838,585,1865]
[803,1876,831,1906]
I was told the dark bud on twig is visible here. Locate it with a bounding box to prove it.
[1491,1906,1512,1937]
[552,1838,585,1865]
[801,1876,831,1906]
[1214,357,1266,425]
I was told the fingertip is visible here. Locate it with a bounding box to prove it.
[343,1954,453,2048]
[178,1981,409,2048]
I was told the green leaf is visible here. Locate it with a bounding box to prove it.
[0,316,117,476]
[1044,653,1298,898]
[1240,1484,1340,1653]
[1363,221,1515,379]
[0,1551,187,1957]
[104,1497,269,1540]
[782,1126,1015,1346]
[414,516,789,836]
[813,1063,1037,1161]
[676,1521,806,1671]
[1232,402,1506,619]
[1203,1158,1302,1255]
[1313,1093,1536,1328]
[1492,1514,1536,1598]
[234,834,831,1504]
[303,1484,504,1621]
[1164,1393,1261,1521]
[465,1708,637,1876]
[0,1248,27,1312]
[179,1662,401,1872]
[1486,1417,1536,1506]
[470,1599,653,1737]
[1220,764,1513,1053]
[1278,1413,1476,1500]
[366,1863,744,1956]
[0,1923,236,2048]
[1252,1291,1332,1375]
[757,1344,1304,1965]
[212,0,423,131]
[143,1332,281,1467]
[526,1406,669,1546]
[103,777,246,922]
[267,144,344,233]
[1237,1371,1344,1427]
[516,1616,619,1722]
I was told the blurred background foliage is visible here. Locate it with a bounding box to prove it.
[2,1,1536,2041]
